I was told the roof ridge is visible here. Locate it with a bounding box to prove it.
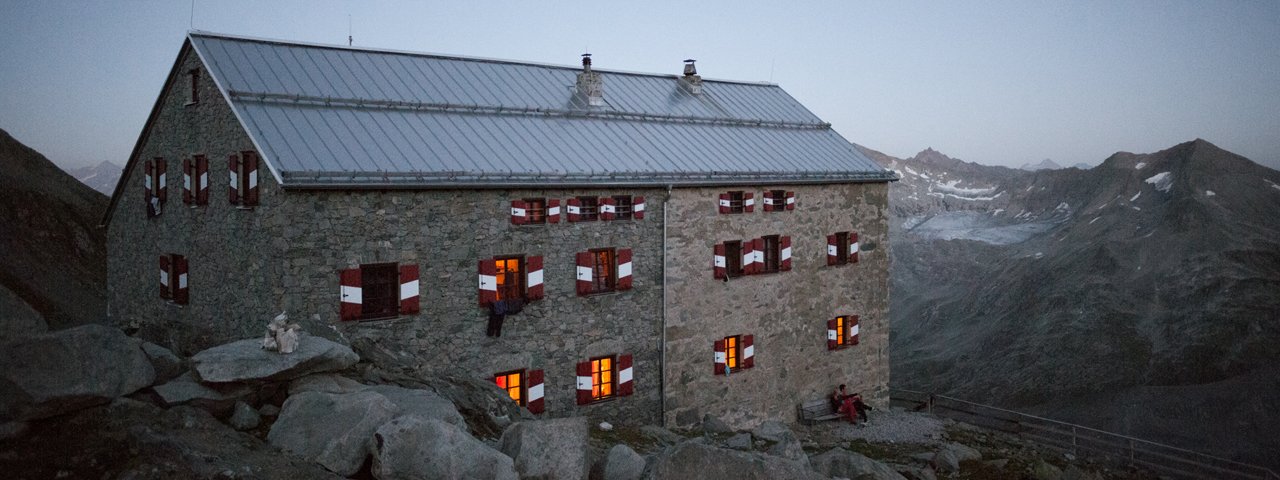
[188,30,780,87]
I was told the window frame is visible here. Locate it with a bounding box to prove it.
[358,262,400,320]
[835,232,851,265]
[724,241,745,278]
[587,248,617,294]
[494,369,527,407]
[523,197,547,224]
[494,255,525,302]
[577,196,600,222]
[768,189,786,210]
[187,68,199,105]
[723,335,743,372]
[727,191,745,214]
[834,316,849,348]
[612,195,633,220]
[760,235,781,274]
[590,355,616,402]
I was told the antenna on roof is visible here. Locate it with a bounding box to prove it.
[348,14,352,46]
[189,0,195,28]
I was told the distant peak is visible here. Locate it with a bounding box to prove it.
[1020,158,1062,171]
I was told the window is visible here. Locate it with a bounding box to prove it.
[524,198,546,224]
[612,195,633,220]
[827,315,859,350]
[834,316,848,347]
[495,256,524,301]
[835,232,849,265]
[577,196,599,221]
[725,241,744,278]
[359,263,399,319]
[761,235,780,274]
[188,69,199,105]
[724,335,741,371]
[591,355,615,401]
[727,191,745,214]
[828,231,859,266]
[494,370,526,406]
[158,253,188,305]
[590,248,615,294]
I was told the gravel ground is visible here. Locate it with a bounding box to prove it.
[801,407,947,446]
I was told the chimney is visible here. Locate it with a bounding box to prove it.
[679,59,702,95]
[577,53,604,106]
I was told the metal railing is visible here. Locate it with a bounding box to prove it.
[890,388,1280,480]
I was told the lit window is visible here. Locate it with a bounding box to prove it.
[495,256,523,301]
[591,356,614,400]
[724,335,741,370]
[494,370,525,406]
[835,316,847,347]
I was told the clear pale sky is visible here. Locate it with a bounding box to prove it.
[2,0,1278,171]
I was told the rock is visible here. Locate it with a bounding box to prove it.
[910,452,935,465]
[1062,465,1098,480]
[599,421,614,431]
[590,444,645,480]
[750,420,792,442]
[933,448,960,474]
[151,372,253,415]
[227,401,260,431]
[645,441,825,480]
[141,342,183,384]
[725,432,753,450]
[0,287,46,339]
[357,367,525,439]
[372,415,517,480]
[809,447,909,480]
[899,466,938,480]
[499,416,589,480]
[941,442,982,462]
[639,425,685,445]
[191,334,358,384]
[366,384,465,427]
[984,458,1009,469]
[258,404,280,417]
[1031,459,1064,480]
[267,390,397,476]
[0,324,155,421]
[0,421,28,441]
[288,372,368,395]
[701,414,733,434]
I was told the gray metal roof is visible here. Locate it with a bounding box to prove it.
[189,31,895,187]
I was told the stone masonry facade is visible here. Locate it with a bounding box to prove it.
[108,43,891,429]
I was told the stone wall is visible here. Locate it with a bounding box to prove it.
[661,183,891,429]
[106,44,287,356]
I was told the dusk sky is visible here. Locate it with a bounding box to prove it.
[2,0,1278,171]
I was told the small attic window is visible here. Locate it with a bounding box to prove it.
[187,69,199,105]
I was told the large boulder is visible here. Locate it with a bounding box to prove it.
[0,324,154,421]
[645,441,825,480]
[367,384,466,427]
[372,415,517,480]
[499,416,589,480]
[809,447,909,480]
[151,372,253,415]
[141,342,183,384]
[289,373,368,395]
[192,334,357,383]
[267,390,397,476]
[358,366,526,438]
[590,444,646,480]
[228,400,261,431]
[701,414,733,434]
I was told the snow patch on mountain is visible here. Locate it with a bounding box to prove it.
[1130,192,1141,202]
[1145,172,1173,192]
[1135,162,1146,170]
[932,180,997,196]
[1205,190,1216,197]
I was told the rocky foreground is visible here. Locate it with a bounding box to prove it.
[0,325,1163,479]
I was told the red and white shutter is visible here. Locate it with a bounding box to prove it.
[182,158,193,204]
[575,252,593,296]
[510,200,528,225]
[762,191,775,212]
[155,158,168,202]
[228,153,240,205]
[633,196,645,220]
[743,335,755,368]
[195,155,209,205]
[399,264,420,314]
[143,159,154,202]
[827,318,839,350]
[827,234,838,266]
[576,361,593,405]
[600,197,616,221]
[243,152,260,206]
[747,239,757,273]
[173,255,189,305]
[526,255,545,301]
[340,268,362,320]
[567,198,582,222]
[618,354,634,396]
[780,236,792,271]
[744,192,755,213]
[158,255,171,299]
[616,248,633,290]
[850,232,860,263]
[785,191,796,210]
[718,193,731,214]
[742,240,756,275]
[547,199,561,223]
[478,260,497,306]
[714,340,727,375]
[850,315,861,345]
[527,369,546,414]
[713,243,727,279]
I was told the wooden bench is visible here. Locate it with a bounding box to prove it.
[798,398,843,425]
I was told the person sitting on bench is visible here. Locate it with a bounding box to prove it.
[831,384,872,424]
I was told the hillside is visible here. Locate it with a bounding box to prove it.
[67,160,123,195]
[0,129,108,329]
[869,140,1280,468]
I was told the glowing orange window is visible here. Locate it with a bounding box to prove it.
[494,370,525,406]
[494,256,523,301]
[835,316,847,346]
[724,335,740,370]
[591,356,614,400]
